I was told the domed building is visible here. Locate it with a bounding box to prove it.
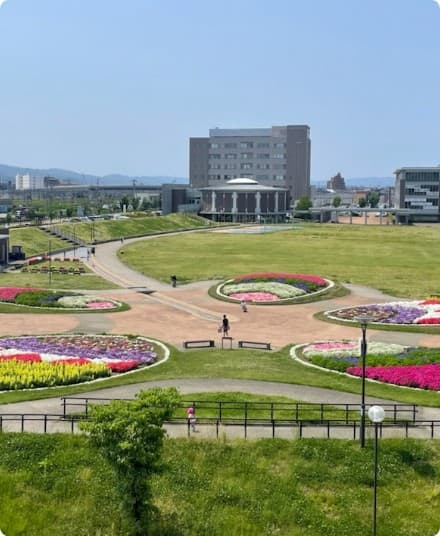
[199,178,289,223]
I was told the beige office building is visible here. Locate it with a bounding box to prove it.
[189,125,311,202]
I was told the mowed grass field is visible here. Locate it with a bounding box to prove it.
[117,223,440,297]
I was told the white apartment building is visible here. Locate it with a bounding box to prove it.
[15,174,46,191]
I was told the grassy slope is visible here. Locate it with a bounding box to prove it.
[0,434,438,536]
[0,271,119,290]
[54,213,211,243]
[9,227,70,256]
[117,223,440,296]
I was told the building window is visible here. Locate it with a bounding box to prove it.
[225,153,237,159]
[272,153,285,159]
[224,142,237,148]
[224,163,236,169]
[256,174,269,180]
[273,142,286,148]
[273,164,286,170]
[240,152,253,159]
[240,163,253,170]
[209,174,222,180]
[208,163,221,170]
[209,143,219,149]
[240,173,254,178]
[257,153,270,159]
[273,175,284,181]
[209,154,221,159]
[239,142,253,148]
[256,142,270,148]
[256,163,270,170]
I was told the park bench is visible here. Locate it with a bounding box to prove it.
[238,340,272,350]
[183,340,215,349]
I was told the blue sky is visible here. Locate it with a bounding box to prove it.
[0,0,439,181]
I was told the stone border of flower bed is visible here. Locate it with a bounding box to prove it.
[0,334,170,393]
[212,276,337,305]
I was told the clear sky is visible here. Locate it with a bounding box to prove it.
[0,0,439,181]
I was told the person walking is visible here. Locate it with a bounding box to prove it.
[171,275,177,288]
[187,406,196,432]
[240,300,248,312]
[222,314,230,336]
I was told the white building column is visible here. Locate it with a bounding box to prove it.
[211,191,216,212]
[232,191,238,213]
[255,191,261,213]
[275,191,279,212]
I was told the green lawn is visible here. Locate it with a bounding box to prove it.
[117,223,440,297]
[1,433,437,536]
[0,271,118,290]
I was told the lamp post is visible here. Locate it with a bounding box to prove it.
[356,314,373,448]
[368,405,385,536]
[48,239,52,286]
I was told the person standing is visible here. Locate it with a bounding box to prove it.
[222,314,230,336]
[171,275,177,288]
[240,300,248,312]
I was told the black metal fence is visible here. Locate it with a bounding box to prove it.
[1,413,440,440]
[60,396,418,424]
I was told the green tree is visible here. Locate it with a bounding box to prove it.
[295,196,312,210]
[358,197,367,208]
[332,196,341,208]
[80,387,180,534]
[367,191,380,208]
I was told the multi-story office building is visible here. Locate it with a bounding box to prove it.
[189,125,311,202]
[326,172,346,191]
[15,174,45,190]
[395,167,440,221]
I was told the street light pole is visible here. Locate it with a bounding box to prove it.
[368,405,385,536]
[48,239,52,286]
[356,314,372,448]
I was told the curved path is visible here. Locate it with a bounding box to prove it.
[1,230,440,421]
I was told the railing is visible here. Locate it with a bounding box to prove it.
[60,397,418,423]
[1,413,439,440]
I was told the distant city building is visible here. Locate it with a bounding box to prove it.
[15,174,60,191]
[198,177,288,223]
[16,174,45,190]
[326,172,346,190]
[189,125,311,203]
[395,166,440,221]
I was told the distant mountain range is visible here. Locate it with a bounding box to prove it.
[0,162,393,188]
[0,163,188,186]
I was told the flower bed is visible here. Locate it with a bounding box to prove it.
[0,287,120,310]
[217,272,332,303]
[325,299,440,325]
[0,335,164,390]
[298,340,440,391]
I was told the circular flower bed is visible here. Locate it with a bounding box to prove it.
[217,272,332,303]
[296,340,440,391]
[325,297,440,325]
[0,287,121,310]
[0,335,165,390]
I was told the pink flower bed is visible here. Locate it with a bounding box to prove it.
[0,287,41,301]
[86,301,117,309]
[234,272,327,286]
[347,364,440,391]
[307,342,357,351]
[229,292,278,302]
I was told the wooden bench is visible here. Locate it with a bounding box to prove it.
[183,340,215,349]
[238,340,272,350]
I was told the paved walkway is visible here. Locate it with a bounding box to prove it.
[1,231,440,430]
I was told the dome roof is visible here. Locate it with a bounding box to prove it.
[226,178,258,185]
